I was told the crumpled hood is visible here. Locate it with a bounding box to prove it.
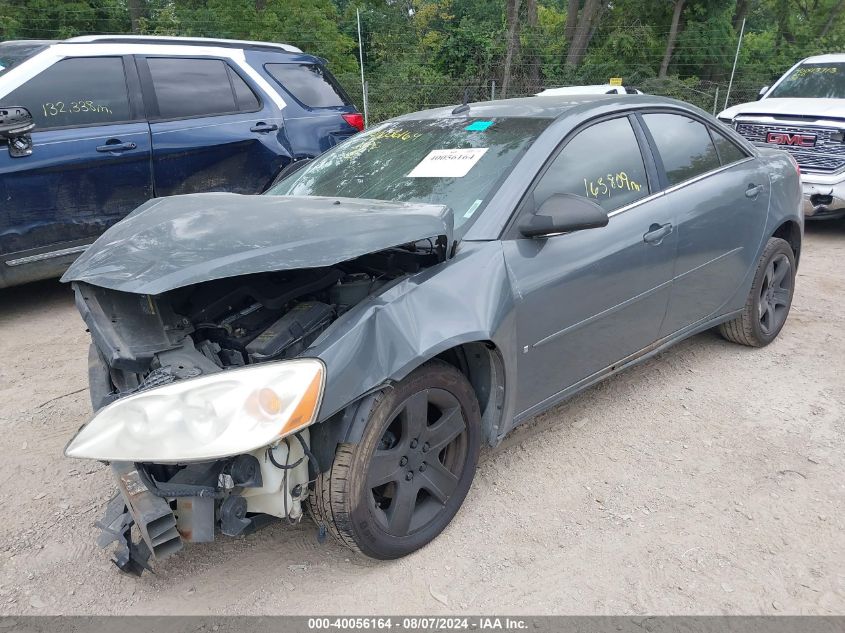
[62,193,453,295]
[719,98,845,122]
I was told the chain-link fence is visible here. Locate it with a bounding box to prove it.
[336,73,766,125]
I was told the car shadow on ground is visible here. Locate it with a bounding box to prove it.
[804,216,845,237]
[0,278,72,320]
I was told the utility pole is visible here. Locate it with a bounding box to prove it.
[724,17,746,111]
[357,8,369,127]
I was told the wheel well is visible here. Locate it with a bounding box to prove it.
[435,341,506,446]
[310,341,507,470]
[772,220,801,265]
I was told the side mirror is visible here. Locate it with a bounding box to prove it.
[519,193,609,238]
[756,86,769,100]
[0,106,34,157]
[0,106,34,137]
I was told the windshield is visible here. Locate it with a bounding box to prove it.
[769,62,845,99]
[0,42,50,78]
[267,117,551,232]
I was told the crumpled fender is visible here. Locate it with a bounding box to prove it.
[310,240,519,436]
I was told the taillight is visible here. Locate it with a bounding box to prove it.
[342,113,364,132]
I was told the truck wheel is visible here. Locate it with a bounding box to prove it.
[719,237,795,347]
[309,360,481,559]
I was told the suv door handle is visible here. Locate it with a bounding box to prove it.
[745,183,764,199]
[96,141,136,153]
[250,122,279,133]
[643,222,673,245]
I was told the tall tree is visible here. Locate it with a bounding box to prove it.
[128,0,145,33]
[563,0,579,43]
[732,0,750,29]
[820,0,845,37]
[526,0,541,91]
[565,0,603,67]
[501,0,522,96]
[659,0,685,77]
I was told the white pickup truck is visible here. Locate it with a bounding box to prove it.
[719,53,845,220]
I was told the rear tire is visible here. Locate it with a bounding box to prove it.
[309,360,481,559]
[719,237,795,347]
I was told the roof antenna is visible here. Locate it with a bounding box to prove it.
[452,87,470,115]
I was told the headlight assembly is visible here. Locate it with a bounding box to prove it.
[65,359,325,463]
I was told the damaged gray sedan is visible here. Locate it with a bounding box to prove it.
[63,95,803,573]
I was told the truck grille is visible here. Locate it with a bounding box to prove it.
[734,121,845,174]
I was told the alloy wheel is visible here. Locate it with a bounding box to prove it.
[758,253,792,335]
[366,388,469,536]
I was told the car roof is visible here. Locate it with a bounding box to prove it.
[62,34,302,53]
[801,53,845,64]
[392,94,695,122]
[537,85,629,95]
[0,40,59,47]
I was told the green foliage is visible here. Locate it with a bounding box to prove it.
[1,0,129,39]
[2,0,844,121]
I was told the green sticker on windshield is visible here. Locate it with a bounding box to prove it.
[465,120,494,131]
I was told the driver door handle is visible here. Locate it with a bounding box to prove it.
[95,141,136,153]
[250,122,279,133]
[643,222,673,245]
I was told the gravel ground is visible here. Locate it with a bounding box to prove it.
[0,221,843,616]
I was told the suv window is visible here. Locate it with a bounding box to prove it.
[533,116,650,213]
[4,56,130,128]
[147,58,258,119]
[228,66,260,111]
[710,128,747,166]
[265,63,350,108]
[643,113,721,186]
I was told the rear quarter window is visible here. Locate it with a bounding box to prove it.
[264,63,350,108]
[710,128,747,166]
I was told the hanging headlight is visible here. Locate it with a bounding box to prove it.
[65,359,325,463]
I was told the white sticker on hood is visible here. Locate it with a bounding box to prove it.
[407,148,488,178]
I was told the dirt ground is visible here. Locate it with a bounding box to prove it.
[0,221,842,616]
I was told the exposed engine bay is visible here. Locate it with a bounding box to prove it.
[72,240,445,574]
[79,241,443,409]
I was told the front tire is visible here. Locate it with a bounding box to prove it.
[309,360,481,559]
[719,237,796,347]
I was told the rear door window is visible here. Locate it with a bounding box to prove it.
[147,58,258,119]
[4,56,130,128]
[643,113,721,186]
[533,116,650,213]
[265,63,350,108]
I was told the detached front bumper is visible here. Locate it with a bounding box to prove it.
[97,437,311,575]
[803,173,845,219]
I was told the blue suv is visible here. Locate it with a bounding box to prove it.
[0,35,363,288]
